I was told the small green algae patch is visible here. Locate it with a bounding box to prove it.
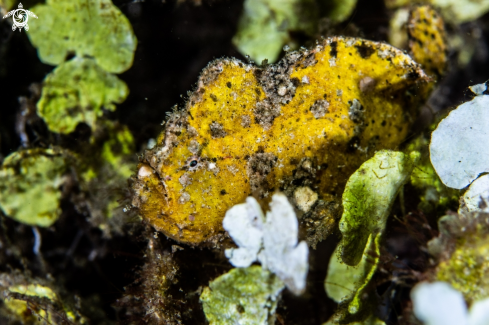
[1,280,86,324]
[78,121,137,233]
[200,266,284,325]
[324,314,385,325]
[37,57,128,134]
[407,136,459,213]
[339,150,419,266]
[0,148,67,227]
[27,0,137,73]
[0,0,16,11]
[321,0,358,23]
[435,215,489,305]
[100,122,135,180]
[5,284,58,324]
[326,233,381,315]
[233,0,317,63]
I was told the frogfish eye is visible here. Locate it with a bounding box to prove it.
[189,160,198,167]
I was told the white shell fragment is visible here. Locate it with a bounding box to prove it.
[293,186,318,213]
[430,90,489,189]
[468,298,489,325]
[462,174,489,213]
[222,193,309,295]
[411,282,468,325]
[223,197,264,267]
[411,281,489,325]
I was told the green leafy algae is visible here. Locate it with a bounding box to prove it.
[233,0,317,63]
[200,266,284,325]
[339,150,419,266]
[325,232,381,315]
[100,122,135,180]
[321,0,357,23]
[77,121,137,233]
[0,274,87,324]
[434,213,489,305]
[37,57,128,134]
[0,148,68,227]
[408,136,459,213]
[27,0,137,73]
[324,314,385,325]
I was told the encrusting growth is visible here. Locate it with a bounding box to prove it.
[132,36,434,245]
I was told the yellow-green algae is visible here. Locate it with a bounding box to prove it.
[0,148,68,227]
[200,265,284,325]
[339,150,419,266]
[132,37,432,245]
[325,314,385,325]
[1,280,86,324]
[326,233,381,315]
[407,136,459,213]
[233,0,317,63]
[321,0,358,24]
[27,0,137,73]
[77,121,137,233]
[434,213,489,305]
[36,57,128,134]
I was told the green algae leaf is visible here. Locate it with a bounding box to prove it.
[0,0,16,11]
[339,150,419,266]
[0,149,67,227]
[324,313,385,325]
[200,266,284,325]
[37,57,128,134]
[100,122,135,180]
[407,136,459,213]
[27,0,137,73]
[233,0,317,63]
[322,0,357,23]
[325,233,381,315]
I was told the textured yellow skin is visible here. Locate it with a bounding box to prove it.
[133,37,431,244]
[408,6,448,79]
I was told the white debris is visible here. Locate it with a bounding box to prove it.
[137,165,153,178]
[461,174,489,213]
[294,186,318,213]
[469,83,487,96]
[223,197,264,267]
[411,281,489,325]
[468,298,489,325]
[412,282,468,325]
[430,88,489,189]
[222,193,309,295]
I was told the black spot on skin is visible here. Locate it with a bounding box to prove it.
[210,94,218,102]
[330,41,338,58]
[355,43,375,59]
[346,136,361,153]
[406,70,420,80]
[381,120,387,127]
[226,82,232,88]
[291,77,300,87]
[255,88,261,96]
[220,189,227,195]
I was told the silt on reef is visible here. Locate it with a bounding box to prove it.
[132,36,433,246]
